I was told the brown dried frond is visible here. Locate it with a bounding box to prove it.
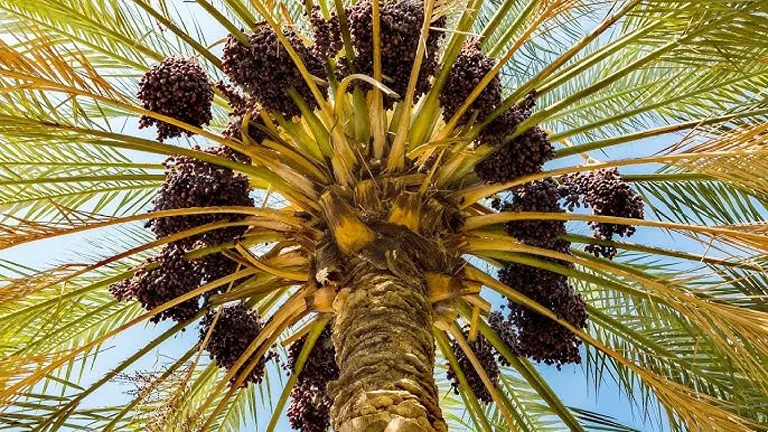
[0,263,86,303]
[115,361,203,432]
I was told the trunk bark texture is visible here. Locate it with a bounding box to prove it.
[327,223,450,432]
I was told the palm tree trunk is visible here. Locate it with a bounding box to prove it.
[329,262,446,432]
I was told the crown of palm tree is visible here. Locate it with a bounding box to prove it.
[1,0,768,431]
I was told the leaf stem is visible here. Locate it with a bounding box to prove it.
[554,107,768,158]
[453,149,768,206]
[131,0,223,68]
[196,0,249,44]
[478,0,525,45]
[0,174,166,186]
[486,0,539,57]
[386,0,437,171]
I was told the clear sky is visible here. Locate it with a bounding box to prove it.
[0,2,702,430]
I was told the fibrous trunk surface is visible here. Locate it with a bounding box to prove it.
[329,262,446,432]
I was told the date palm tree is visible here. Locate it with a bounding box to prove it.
[1,0,768,431]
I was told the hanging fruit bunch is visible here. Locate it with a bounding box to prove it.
[200,303,277,386]
[446,325,500,403]
[137,56,215,142]
[222,26,326,117]
[342,0,446,107]
[286,325,339,432]
[110,59,257,326]
[563,168,646,259]
[109,141,254,324]
[109,243,203,323]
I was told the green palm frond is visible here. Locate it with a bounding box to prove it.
[629,174,768,226]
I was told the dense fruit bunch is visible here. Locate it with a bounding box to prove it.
[222,26,325,117]
[147,146,253,247]
[111,143,253,321]
[498,263,588,368]
[287,325,338,432]
[216,81,268,147]
[477,99,531,148]
[487,310,517,367]
[346,0,445,107]
[493,178,567,250]
[288,395,332,432]
[475,95,554,183]
[193,250,239,286]
[137,57,214,141]
[109,234,248,323]
[563,168,645,259]
[309,7,342,59]
[109,244,203,323]
[491,176,586,366]
[446,326,500,403]
[440,39,501,125]
[200,303,274,386]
